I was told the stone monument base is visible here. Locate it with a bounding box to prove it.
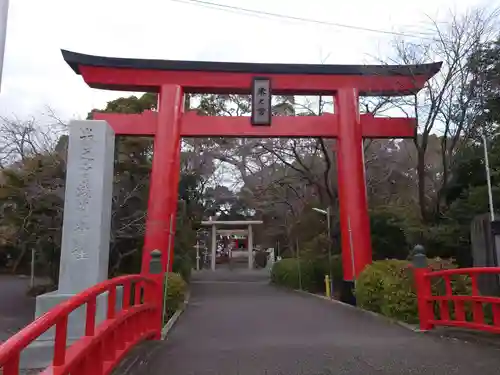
[20,288,123,369]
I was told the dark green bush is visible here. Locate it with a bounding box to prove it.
[305,255,343,293]
[355,258,471,324]
[307,259,329,292]
[324,255,344,285]
[271,255,343,294]
[271,258,314,290]
[173,255,192,282]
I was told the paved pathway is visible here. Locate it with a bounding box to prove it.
[122,269,500,375]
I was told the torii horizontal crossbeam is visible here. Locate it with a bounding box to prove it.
[93,111,415,138]
[201,220,264,225]
[62,50,441,96]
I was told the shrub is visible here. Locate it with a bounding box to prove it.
[173,255,192,282]
[254,251,268,268]
[325,255,344,285]
[128,272,186,324]
[306,255,343,293]
[355,258,471,324]
[355,260,404,314]
[271,258,314,290]
[271,255,343,294]
[377,261,419,323]
[164,272,187,321]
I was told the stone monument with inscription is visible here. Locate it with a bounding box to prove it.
[471,213,500,296]
[21,120,118,369]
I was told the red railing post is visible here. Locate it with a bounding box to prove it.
[85,297,97,336]
[3,353,19,375]
[53,315,69,366]
[412,244,434,331]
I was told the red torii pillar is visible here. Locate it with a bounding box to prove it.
[335,89,372,300]
[142,85,183,273]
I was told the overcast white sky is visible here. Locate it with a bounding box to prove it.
[0,0,497,122]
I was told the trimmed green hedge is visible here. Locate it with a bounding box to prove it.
[173,255,192,282]
[129,272,186,324]
[355,258,471,324]
[164,272,187,322]
[271,255,343,294]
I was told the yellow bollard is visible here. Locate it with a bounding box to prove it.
[324,274,331,299]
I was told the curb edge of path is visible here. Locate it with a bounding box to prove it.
[161,289,191,340]
[292,289,422,333]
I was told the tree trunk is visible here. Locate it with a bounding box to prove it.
[11,243,28,274]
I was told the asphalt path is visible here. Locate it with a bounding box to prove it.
[0,275,37,342]
[119,269,500,375]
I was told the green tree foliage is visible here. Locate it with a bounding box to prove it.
[468,37,500,127]
[94,93,208,276]
[91,94,155,275]
[0,93,209,283]
[88,93,158,118]
[0,153,65,280]
[369,208,409,261]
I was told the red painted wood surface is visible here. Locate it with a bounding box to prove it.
[141,85,183,273]
[335,89,372,280]
[0,275,162,375]
[414,267,500,334]
[79,65,432,96]
[93,111,415,139]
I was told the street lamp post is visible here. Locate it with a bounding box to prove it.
[312,207,333,297]
[482,132,500,276]
[194,240,201,271]
[482,132,495,221]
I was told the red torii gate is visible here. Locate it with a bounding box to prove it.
[62,50,440,300]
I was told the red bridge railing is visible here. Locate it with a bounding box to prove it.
[413,247,500,334]
[0,274,162,375]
